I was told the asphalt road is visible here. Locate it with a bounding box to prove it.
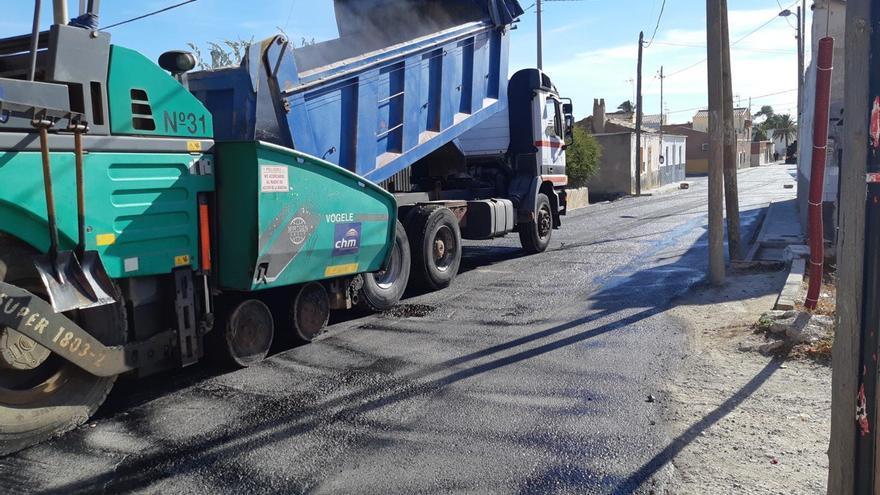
[0,165,797,495]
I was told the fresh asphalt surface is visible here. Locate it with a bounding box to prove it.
[0,165,797,494]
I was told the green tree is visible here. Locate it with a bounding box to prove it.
[770,114,797,149]
[566,127,602,187]
[187,38,253,70]
[617,100,635,113]
[754,105,774,119]
[752,126,768,142]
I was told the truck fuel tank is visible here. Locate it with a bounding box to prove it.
[460,198,514,240]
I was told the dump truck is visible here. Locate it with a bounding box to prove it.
[0,0,573,455]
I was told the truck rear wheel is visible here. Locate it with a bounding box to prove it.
[519,193,553,254]
[359,221,410,311]
[408,207,462,291]
[0,234,125,456]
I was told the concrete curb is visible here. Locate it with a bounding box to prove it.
[775,257,805,310]
[565,187,590,211]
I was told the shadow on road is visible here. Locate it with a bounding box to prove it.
[36,204,785,494]
[612,358,786,494]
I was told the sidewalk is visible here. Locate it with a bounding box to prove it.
[746,199,803,262]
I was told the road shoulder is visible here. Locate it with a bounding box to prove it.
[659,269,830,495]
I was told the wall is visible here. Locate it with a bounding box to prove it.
[586,132,635,198]
[663,124,709,176]
[587,130,686,198]
[693,113,708,133]
[660,134,687,186]
[688,159,710,175]
[639,134,664,190]
[565,187,590,211]
[750,140,774,167]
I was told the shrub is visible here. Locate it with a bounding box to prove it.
[566,126,602,188]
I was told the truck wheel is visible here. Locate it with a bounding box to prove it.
[218,299,274,367]
[359,221,411,311]
[519,193,553,254]
[291,283,330,342]
[408,207,462,291]
[0,234,126,456]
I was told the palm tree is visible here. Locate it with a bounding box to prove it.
[771,114,797,149]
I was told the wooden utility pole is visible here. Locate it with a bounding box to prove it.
[635,31,644,196]
[706,0,725,285]
[828,2,871,494]
[720,0,741,261]
[659,65,665,146]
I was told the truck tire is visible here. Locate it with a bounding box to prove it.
[0,234,126,456]
[519,193,553,254]
[408,207,462,291]
[359,221,411,311]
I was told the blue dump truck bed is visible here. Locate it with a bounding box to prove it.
[188,0,524,184]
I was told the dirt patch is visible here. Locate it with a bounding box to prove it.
[660,270,830,495]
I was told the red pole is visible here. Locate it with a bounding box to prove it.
[805,37,835,310]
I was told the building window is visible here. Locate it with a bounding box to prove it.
[701,143,709,152]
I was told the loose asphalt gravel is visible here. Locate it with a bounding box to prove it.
[0,165,798,494]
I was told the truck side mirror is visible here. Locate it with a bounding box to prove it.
[561,99,574,146]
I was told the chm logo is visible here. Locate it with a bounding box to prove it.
[288,217,308,245]
[333,223,361,256]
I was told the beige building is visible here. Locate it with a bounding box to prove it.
[692,108,752,170]
[751,141,774,167]
[579,99,686,199]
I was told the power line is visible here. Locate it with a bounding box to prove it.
[650,40,795,54]
[664,1,799,79]
[664,88,797,115]
[643,0,667,48]
[103,0,198,30]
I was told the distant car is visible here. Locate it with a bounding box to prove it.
[785,141,798,164]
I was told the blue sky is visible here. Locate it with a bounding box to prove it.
[5,1,810,124]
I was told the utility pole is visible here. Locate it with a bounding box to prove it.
[635,31,644,196]
[706,0,725,285]
[659,65,665,145]
[720,0,741,261]
[828,2,871,494]
[536,0,543,70]
[856,4,880,491]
